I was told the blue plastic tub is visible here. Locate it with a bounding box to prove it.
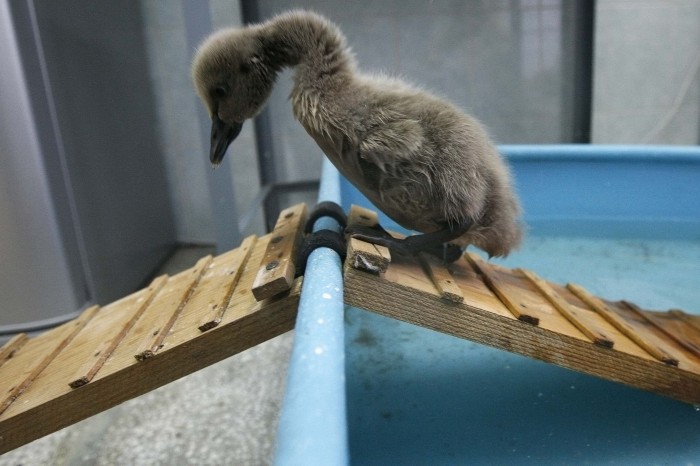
[275,145,700,465]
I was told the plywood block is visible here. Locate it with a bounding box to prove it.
[346,237,391,274]
[252,204,308,301]
[345,205,391,274]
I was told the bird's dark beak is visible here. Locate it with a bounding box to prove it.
[210,115,243,168]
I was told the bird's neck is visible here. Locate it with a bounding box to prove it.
[260,13,355,139]
[262,13,354,88]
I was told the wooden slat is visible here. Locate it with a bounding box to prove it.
[10,285,166,407]
[69,275,169,388]
[135,256,213,361]
[198,235,257,332]
[567,283,677,365]
[520,269,614,348]
[670,309,700,334]
[134,256,212,361]
[603,300,700,371]
[345,205,391,274]
[419,253,464,303]
[0,334,29,370]
[640,310,700,359]
[623,301,700,362]
[447,255,515,319]
[550,283,652,361]
[0,326,77,400]
[466,260,594,341]
[465,254,539,325]
[0,306,99,416]
[252,203,308,301]
[0,228,301,454]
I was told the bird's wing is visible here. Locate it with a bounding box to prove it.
[357,117,425,172]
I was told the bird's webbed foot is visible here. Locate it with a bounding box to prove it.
[345,222,470,263]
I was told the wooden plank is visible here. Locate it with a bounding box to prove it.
[549,283,653,361]
[447,255,515,319]
[641,310,700,359]
[0,231,300,454]
[609,300,700,372]
[0,306,99,416]
[345,205,391,274]
[0,326,73,403]
[670,309,700,334]
[344,258,700,405]
[567,283,677,365]
[340,206,700,405]
[252,203,308,301]
[419,253,464,303]
[0,334,29,370]
[198,235,257,332]
[520,269,614,348]
[604,300,693,369]
[6,283,168,411]
[623,301,700,362]
[135,256,213,360]
[69,275,169,388]
[465,254,539,325]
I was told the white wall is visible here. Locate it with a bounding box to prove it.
[592,0,700,144]
[140,0,261,244]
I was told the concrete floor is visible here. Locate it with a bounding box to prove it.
[0,246,294,466]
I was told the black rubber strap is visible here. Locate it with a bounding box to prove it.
[296,229,347,277]
[304,201,348,233]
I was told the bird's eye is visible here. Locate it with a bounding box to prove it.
[213,86,228,99]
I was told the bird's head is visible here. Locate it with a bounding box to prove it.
[192,26,277,167]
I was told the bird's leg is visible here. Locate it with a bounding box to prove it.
[344,223,398,245]
[345,222,471,263]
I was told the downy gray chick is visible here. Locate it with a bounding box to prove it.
[192,10,523,259]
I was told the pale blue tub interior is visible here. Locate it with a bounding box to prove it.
[275,145,700,465]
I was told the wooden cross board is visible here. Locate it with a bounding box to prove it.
[344,205,700,406]
[0,205,306,454]
[2,202,700,454]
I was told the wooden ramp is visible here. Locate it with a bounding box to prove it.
[0,205,307,455]
[344,205,700,406]
[2,202,700,453]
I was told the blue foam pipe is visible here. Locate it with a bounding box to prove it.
[274,159,349,466]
